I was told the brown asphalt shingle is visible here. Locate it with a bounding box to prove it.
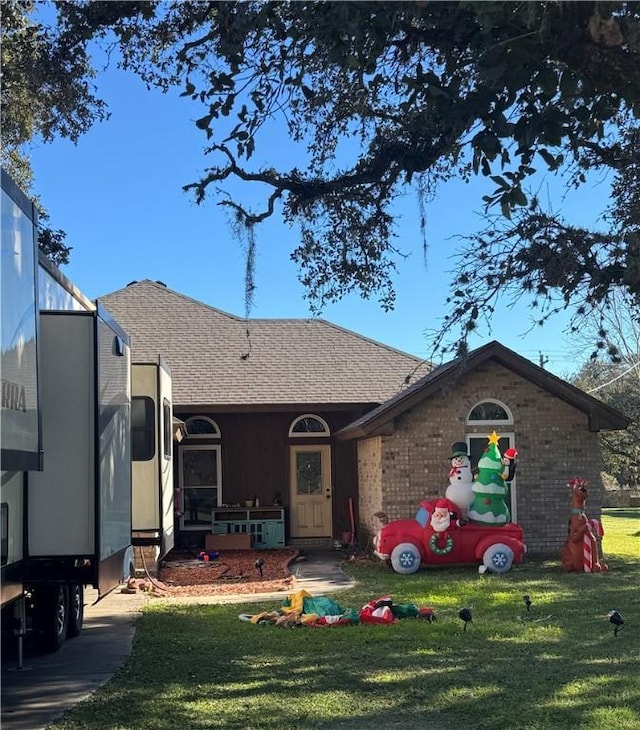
[336,340,631,439]
[101,280,431,407]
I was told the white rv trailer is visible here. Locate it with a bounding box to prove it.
[1,171,42,622]
[1,170,175,656]
[39,266,177,574]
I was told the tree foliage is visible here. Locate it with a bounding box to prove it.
[36,223,71,266]
[572,359,640,487]
[1,0,110,151]
[0,0,102,264]
[571,290,640,485]
[6,1,640,354]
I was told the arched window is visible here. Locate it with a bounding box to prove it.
[184,416,221,438]
[289,414,330,437]
[466,399,513,425]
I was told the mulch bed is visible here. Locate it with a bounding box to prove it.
[157,549,300,597]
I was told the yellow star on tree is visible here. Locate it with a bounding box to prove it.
[488,430,500,445]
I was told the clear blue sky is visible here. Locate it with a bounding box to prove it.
[25,29,612,378]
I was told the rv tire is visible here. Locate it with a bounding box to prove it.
[34,584,69,653]
[66,584,84,638]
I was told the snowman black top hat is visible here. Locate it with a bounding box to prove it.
[451,442,468,458]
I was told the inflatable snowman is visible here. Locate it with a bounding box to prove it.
[445,442,474,518]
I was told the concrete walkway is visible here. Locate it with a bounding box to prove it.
[0,551,354,730]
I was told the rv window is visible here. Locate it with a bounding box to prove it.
[132,396,155,461]
[163,399,172,459]
[1,503,8,567]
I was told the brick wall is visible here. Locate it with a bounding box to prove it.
[131,537,160,576]
[357,436,383,547]
[357,361,607,557]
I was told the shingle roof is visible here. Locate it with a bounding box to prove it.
[336,340,631,439]
[100,280,430,407]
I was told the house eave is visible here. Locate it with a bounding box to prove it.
[336,341,631,440]
[336,422,395,441]
[175,401,380,415]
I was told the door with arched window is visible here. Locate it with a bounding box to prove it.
[288,415,332,538]
[467,400,517,522]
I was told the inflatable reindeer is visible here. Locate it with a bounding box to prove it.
[560,477,607,572]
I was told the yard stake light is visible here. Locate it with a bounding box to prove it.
[459,607,473,631]
[254,558,265,577]
[608,610,624,637]
[523,594,532,612]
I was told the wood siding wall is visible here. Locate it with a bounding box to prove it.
[174,408,361,548]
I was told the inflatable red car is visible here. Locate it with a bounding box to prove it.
[374,515,526,575]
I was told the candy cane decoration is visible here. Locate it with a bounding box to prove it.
[589,518,604,539]
[583,519,604,572]
[583,527,593,573]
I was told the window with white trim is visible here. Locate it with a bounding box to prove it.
[289,414,330,437]
[185,416,220,438]
[179,417,222,529]
[466,399,517,521]
[466,399,513,425]
[179,444,222,530]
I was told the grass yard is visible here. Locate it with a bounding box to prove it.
[52,511,640,730]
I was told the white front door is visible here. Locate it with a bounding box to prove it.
[289,445,332,538]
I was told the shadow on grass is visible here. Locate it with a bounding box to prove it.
[49,555,640,730]
[602,508,640,520]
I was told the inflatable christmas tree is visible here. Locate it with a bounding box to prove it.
[468,431,510,525]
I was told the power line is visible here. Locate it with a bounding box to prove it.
[587,360,640,394]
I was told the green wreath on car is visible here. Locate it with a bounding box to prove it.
[429,533,454,555]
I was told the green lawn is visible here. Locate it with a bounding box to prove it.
[53,511,640,730]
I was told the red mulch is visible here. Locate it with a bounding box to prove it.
[157,549,299,597]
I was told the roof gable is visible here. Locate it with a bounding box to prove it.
[336,340,631,439]
[100,280,431,407]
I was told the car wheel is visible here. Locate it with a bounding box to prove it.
[390,542,422,574]
[66,584,84,638]
[482,543,514,574]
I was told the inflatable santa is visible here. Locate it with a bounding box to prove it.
[430,499,454,532]
[428,498,458,555]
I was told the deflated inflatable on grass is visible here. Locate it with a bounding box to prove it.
[238,590,436,627]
